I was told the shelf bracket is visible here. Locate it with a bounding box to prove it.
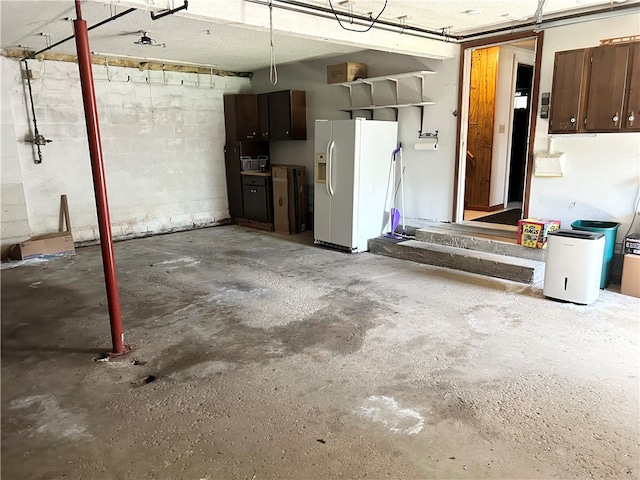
[388,78,400,105]
[362,80,374,107]
[413,73,426,102]
[345,84,353,108]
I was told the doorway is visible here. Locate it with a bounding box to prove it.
[507,64,534,205]
[454,32,543,226]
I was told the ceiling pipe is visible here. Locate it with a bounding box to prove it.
[150,0,188,20]
[460,1,639,40]
[245,0,462,41]
[246,0,640,43]
[28,6,137,59]
[74,0,128,356]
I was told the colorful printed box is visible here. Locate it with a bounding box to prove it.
[517,218,561,249]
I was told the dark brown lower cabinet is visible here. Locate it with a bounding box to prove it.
[242,174,273,224]
[224,142,269,219]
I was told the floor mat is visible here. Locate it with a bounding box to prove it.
[473,208,522,226]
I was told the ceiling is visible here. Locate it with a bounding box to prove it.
[1,0,638,72]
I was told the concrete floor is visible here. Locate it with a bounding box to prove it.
[2,225,639,479]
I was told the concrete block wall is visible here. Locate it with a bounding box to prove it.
[1,65,30,257]
[1,56,251,250]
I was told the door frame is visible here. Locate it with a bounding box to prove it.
[452,30,544,222]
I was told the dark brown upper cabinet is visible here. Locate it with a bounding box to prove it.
[584,44,631,132]
[549,42,639,134]
[549,49,588,134]
[224,94,260,141]
[623,44,639,131]
[258,93,270,140]
[267,90,307,141]
[225,90,307,142]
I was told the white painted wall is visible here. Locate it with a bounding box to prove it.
[532,13,640,245]
[1,63,30,256]
[252,50,460,224]
[490,45,535,207]
[1,56,250,249]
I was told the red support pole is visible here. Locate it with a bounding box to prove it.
[74,1,126,355]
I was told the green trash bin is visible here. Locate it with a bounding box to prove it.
[571,220,620,288]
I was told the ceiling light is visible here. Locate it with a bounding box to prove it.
[134,33,165,48]
[464,9,482,15]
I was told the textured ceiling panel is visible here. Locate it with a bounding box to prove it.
[1,0,638,71]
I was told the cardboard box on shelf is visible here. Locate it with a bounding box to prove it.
[327,62,367,84]
[517,218,561,249]
[624,233,640,255]
[621,254,640,298]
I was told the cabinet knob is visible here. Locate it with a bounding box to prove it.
[285,130,289,135]
[612,113,619,123]
[629,112,635,124]
[570,116,576,124]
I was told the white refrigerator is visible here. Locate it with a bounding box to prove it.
[314,118,398,252]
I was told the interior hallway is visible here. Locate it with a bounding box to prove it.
[2,225,638,479]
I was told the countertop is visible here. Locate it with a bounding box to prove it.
[241,170,272,177]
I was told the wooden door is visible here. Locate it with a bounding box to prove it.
[585,44,630,132]
[549,49,587,133]
[624,43,640,131]
[465,46,499,209]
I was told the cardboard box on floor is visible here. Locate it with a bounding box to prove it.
[621,254,640,298]
[9,195,75,260]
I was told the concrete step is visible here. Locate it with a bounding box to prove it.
[415,226,546,262]
[369,237,545,284]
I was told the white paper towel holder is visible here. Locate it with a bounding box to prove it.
[415,130,438,151]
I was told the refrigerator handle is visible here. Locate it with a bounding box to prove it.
[328,140,335,196]
[325,141,332,196]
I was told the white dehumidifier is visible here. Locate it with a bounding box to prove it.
[543,230,605,305]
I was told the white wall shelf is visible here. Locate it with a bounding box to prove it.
[341,100,436,112]
[334,70,436,132]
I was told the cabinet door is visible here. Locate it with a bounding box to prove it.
[258,93,270,140]
[223,95,239,142]
[236,94,259,140]
[242,184,270,222]
[549,49,587,133]
[224,143,244,218]
[584,44,630,132]
[624,44,640,131]
[268,90,307,141]
[269,90,293,141]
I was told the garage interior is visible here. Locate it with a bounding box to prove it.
[2,1,640,479]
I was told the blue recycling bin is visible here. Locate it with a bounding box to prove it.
[571,220,620,288]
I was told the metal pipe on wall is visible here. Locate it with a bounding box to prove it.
[73,0,127,355]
